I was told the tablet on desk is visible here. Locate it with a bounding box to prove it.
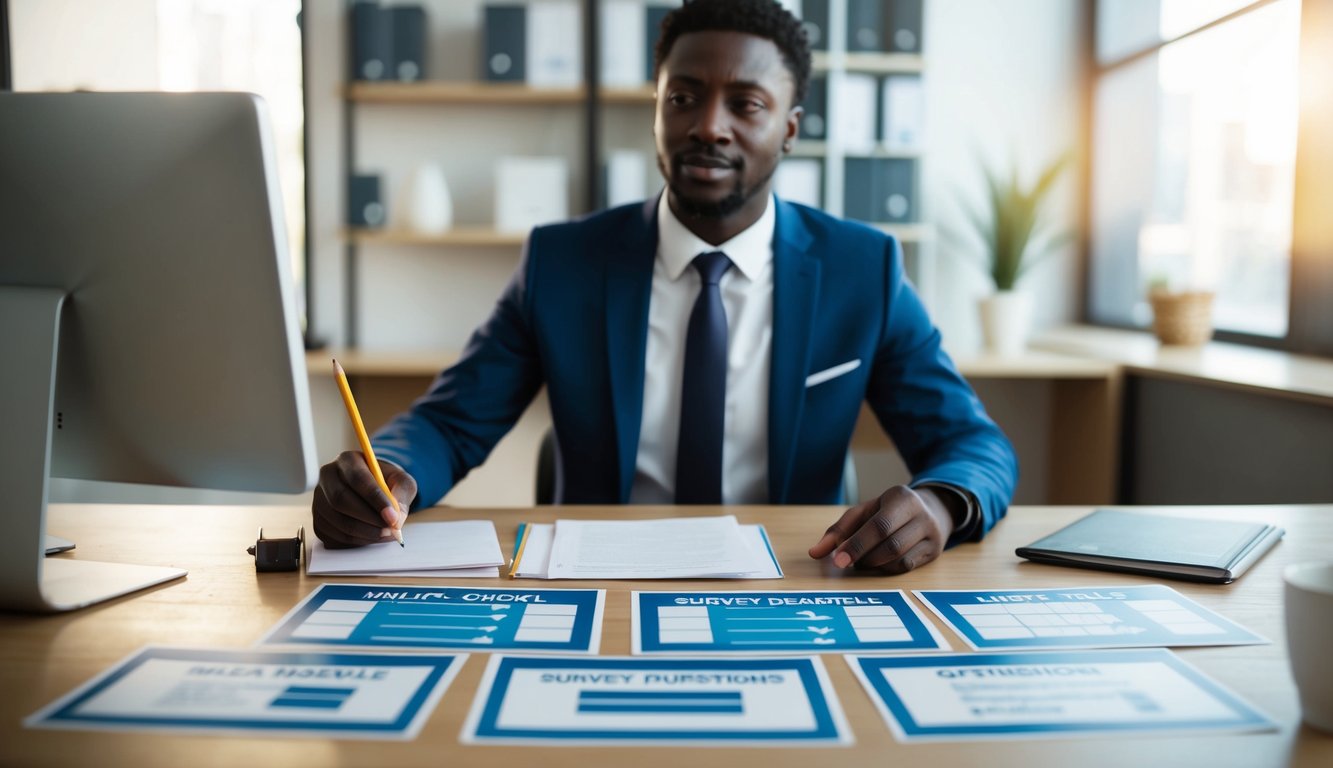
[1016,508,1284,584]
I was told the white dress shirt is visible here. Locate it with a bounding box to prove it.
[629,193,776,504]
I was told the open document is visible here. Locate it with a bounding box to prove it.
[307,520,505,577]
[511,516,782,580]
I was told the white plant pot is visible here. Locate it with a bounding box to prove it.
[978,290,1032,357]
[405,164,453,234]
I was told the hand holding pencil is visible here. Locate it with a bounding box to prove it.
[309,360,418,549]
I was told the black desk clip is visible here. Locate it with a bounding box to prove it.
[247,527,304,572]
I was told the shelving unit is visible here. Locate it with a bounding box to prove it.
[339,0,932,350]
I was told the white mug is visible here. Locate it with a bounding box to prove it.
[1284,561,1333,732]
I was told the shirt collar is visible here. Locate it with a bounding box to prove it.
[656,192,775,282]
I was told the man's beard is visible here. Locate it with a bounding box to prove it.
[660,152,776,220]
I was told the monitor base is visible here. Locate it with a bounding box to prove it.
[39,558,187,612]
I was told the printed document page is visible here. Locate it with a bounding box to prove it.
[545,516,762,579]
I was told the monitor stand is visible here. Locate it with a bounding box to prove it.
[0,288,186,613]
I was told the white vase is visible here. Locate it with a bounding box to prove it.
[406,164,453,234]
[978,290,1032,356]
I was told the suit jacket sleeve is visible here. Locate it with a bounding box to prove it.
[865,237,1019,540]
[369,234,545,510]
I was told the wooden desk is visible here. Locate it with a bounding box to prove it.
[2,504,1329,767]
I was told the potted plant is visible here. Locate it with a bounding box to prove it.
[961,152,1070,355]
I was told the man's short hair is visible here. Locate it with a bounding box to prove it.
[653,0,813,105]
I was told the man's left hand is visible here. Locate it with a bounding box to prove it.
[807,485,957,574]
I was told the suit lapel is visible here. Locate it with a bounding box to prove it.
[605,199,658,502]
[768,200,819,503]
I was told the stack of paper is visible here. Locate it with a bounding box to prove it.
[307,520,505,577]
[511,516,782,580]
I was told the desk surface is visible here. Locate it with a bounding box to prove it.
[2,503,1329,767]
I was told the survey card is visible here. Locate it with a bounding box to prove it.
[848,648,1275,742]
[633,590,949,654]
[914,585,1266,650]
[25,646,465,739]
[461,655,851,746]
[260,584,606,653]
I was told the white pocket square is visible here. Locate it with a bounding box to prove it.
[805,359,861,388]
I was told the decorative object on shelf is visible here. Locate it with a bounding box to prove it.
[962,152,1070,356]
[1148,287,1215,346]
[347,174,386,228]
[404,164,453,235]
[495,156,569,234]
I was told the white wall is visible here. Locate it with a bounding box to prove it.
[922,0,1085,353]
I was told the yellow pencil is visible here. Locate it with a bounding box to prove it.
[508,523,532,579]
[332,359,405,547]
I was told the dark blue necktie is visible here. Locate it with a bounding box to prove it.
[676,250,732,504]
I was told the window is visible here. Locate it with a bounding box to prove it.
[1088,0,1321,345]
[8,0,306,329]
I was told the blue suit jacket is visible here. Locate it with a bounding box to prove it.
[372,198,1018,537]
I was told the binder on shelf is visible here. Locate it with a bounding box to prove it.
[846,0,885,52]
[844,157,916,224]
[886,0,924,54]
[775,158,822,209]
[527,0,582,88]
[350,1,393,81]
[835,73,879,155]
[800,0,829,52]
[880,74,924,152]
[495,156,569,234]
[604,150,648,208]
[347,174,386,228]
[644,4,675,83]
[601,0,646,88]
[799,75,827,140]
[389,5,426,82]
[482,4,526,82]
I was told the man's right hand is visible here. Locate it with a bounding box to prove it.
[312,451,418,548]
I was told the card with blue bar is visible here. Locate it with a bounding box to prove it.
[259,583,606,653]
[25,646,465,739]
[461,655,852,746]
[633,590,949,654]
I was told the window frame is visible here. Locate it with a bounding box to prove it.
[1083,0,1333,356]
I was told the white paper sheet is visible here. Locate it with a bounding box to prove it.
[513,521,781,580]
[323,566,501,578]
[307,520,504,575]
[545,516,768,580]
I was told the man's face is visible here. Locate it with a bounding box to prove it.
[654,30,801,223]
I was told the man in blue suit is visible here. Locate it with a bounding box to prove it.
[313,0,1017,575]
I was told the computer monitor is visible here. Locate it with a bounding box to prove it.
[0,91,317,612]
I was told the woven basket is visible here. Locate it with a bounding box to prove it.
[1149,290,1215,346]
